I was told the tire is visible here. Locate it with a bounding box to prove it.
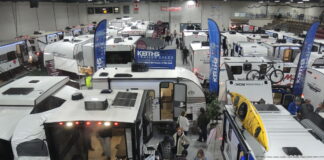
[246,70,260,80]
[269,69,284,83]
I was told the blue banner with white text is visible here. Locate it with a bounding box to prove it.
[94,19,107,71]
[293,22,320,96]
[135,49,176,69]
[208,19,221,94]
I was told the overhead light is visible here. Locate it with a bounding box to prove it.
[297,1,304,3]
[285,1,290,3]
[259,1,264,3]
[302,0,310,1]
[187,0,196,5]
[275,0,280,2]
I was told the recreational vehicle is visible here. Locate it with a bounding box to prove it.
[244,34,276,43]
[121,21,150,36]
[221,32,248,56]
[182,30,208,49]
[11,89,154,160]
[110,17,133,29]
[189,42,210,84]
[92,65,206,122]
[0,40,29,78]
[82,36,141,67]
[303,58,324,109]
[265,30,295,39]
[22,31,64,54]
[0,76,75,160]
[232,42,268,57]
[221,92,324,160]
[43,35,94,75]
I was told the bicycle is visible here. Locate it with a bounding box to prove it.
[246,62,284,83]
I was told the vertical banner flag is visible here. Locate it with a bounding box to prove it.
[94,19,107,71]
[208,19,221,94]
[293,22,320,96]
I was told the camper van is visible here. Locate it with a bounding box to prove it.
[0,76,75,160]
[43,35,94,75]
[11,89,154,160]
[82,36,141,67]
[182,30,208,49]
[221,92,324,160]
[0,40,30,77]
[92,65,206,122]
[232,41,268,57]
[189,42,210,84]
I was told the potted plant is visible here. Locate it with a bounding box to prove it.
[205,91,222,125]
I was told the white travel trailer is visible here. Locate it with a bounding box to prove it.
[0,40,29,77]
[232,42,268,57]
[222,97,324,160]
[11,89,155,160]
[24,31,64,54]
[0,76,75,159]
[189,42,210,84]
[221,32,248,56]
[244,34,276,43]
[92,65,206,122]
[110,17,133,29]
[303,58,324,109]
[182,30,208,49]
[82,36,141,67]
[43,35,94,75]
[265,30,295,39]
[121,21,150,36]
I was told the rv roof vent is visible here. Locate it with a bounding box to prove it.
[116,17,122,19]
[99,72,109,77]
[72,92,83,100]
[273,33,278,38]
[2,88,34,95]
[131,63,148,72]
[122,34,130,38]
[63,39,70,42]
[123,16,129,18]
[114,38,124,43]
[282,147,302,156]
[128,37,133,40]
[34,31,42,35]
[254,104,279,111]
[114,73,133,77]
[312,57,324,68]
[274,28,281,32]
[65,26,72,30]
[112,92,138,107]
[201,41,209,46]
[229,31,236,34]
[192,41,200,43]
[276,39,286,43]
[29,80,39,83]
[131,26,138,29]
[192,31,199,35]
[101,89,113,94]
[85,97,108,110]
[260,35,269,39]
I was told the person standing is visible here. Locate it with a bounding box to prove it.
[177,111,190,135]
[157,136,174,160]
[299,99,314,119]
[222,37,228,56]
[288,97,302,115]
[170,34,174,45]
[194,149,207,160]
[173,30,177,38]
[197,108,210,142]
[173,128,190,158]
[176,38,180,49]
[182,47,189,65]
[97,128,112,160]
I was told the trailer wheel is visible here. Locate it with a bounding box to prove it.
[269,69,284,83]
[246,70,260,80]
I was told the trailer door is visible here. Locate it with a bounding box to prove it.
[173,83,187,119]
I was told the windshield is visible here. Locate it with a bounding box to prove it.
[45,123,128,160]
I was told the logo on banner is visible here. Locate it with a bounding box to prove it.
[135,49,176,69]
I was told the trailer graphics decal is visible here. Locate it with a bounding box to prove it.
[307,82,321,93]
[208,19,221,94]
[94,19,107,71]
[293,22,320,96]
[135,49,176,69]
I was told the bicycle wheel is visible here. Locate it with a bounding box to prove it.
[269,69,284,83]
[246,70,260,80]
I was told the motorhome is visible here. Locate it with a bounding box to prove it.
[232,41,268,57]
[221,92,324,160]
[43,35,94,76]
[182,30,208,49]
[82,36,141,67]
[11,89,154,160]
[92,65,206,122]
[0,40,30,77]
[189,41,210,84]
[0,76,75,160]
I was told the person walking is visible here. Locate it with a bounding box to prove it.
[176,38,180,49]
[197,108,210,142]
[288,97,302,115]
[182,47,189,65]
[173,30,177,38]
[173,128,190,158]
[177,111,190,135]
[170,34,174,45]
[222,37,228,56]
[194,149,207,160]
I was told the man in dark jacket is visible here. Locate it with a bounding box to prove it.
[197,108,210,142]
[157,136,174,160]
[182,47,189,65]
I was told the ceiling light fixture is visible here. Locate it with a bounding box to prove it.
[297,1,304,3]
[275,0,280,2]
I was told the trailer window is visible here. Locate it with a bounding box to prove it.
[230,66,242,75]
[0,54,7,63]
[7,51,17,61]
[45,124,128,160]
[106,51,132,64]
[31,96,65,114]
